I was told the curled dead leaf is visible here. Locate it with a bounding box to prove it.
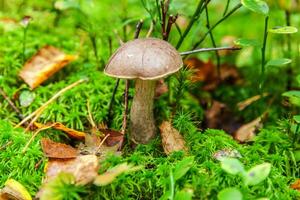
[234,117,262,143]
[237,93,269,111]
[41,138,78,159]
[159,121,188,155]
[19,46,77,89]
[0,179,32,200]
[34,122,86,140]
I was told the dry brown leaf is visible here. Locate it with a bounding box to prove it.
[19,46,77,89]
[184,58,242,91]
[78,133,121,159]
[159,121,188,155]
[155,79,168,98]
[0,179,32,200]
[99,129,124,147]
[237,93,269,111]
[45,155,99,185]
[34,122,86,140]
[204,100,243,134]
[234,117,262,143]
[41,138,78,159]
[291,179,300,191]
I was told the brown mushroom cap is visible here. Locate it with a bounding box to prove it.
[104,38,183,80]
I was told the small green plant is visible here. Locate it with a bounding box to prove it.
[218,158,271,200]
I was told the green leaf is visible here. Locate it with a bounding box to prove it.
[174,189,193,200]
[19,90,35,107]
[293,115,300,124]
[282,91,300,99]
[244,163,271,185]
[266,58,292,67]
[234,38,261,47]
[218,188,242,200]
[241,0,269,15]
[294,150,300,162]
[269,26,298,34]
[173,157,194,181]
[220,158,245,175]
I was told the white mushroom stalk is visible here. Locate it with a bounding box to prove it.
[105,38,182,144]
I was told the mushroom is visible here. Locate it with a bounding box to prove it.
[104,38,182,144]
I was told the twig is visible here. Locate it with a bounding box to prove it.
[0,141,12,151]
[15,79,87,128]
[134,20,144,39]
[121,20,144,135]
[180,46,241,56]
[107,79,120,127]
[22,123,55,153]
[164,14,178,41]
[95,133,110,154]
[0,88,23,119]
[87,99,96,128]
[223,0,231,16]
[176,0,205,49]
[192,3,242,50]
[205,4,221,78]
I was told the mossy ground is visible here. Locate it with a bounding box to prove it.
[1,1,300,199]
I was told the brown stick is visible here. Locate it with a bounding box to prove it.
[121,20,144,135]
[0,88,23,119]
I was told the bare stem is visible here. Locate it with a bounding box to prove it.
[0,87,23,119]
[192,3,242,50]
[176,0,205,49]
[180,46,241,56]
[205,4,221,78]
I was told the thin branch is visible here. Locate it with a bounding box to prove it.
[192,3,242,50]
[164,14,178,41]
[176,0,205,49]
[121,20,144,135]
[205,4,221,78]
[180,46,241,56]
[0,87,23,119]
[15,79,87,128]
[223,0,231,16]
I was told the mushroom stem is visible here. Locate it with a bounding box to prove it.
[130,79,156,144]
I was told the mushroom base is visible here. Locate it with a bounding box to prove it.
[130,79,156,144]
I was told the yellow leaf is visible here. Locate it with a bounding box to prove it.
[0,179,32,200]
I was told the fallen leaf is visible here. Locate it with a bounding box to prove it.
[159,121,188,155]
[0,179,32,200]
[34,122,86,140]
[94,163,142,186]
[99,129,124,147]
[41,138,78,159]
[0,17,18,32]
[291,179,300,191]
[155,79,168,98]
[234,117,262,143]
[184,58,242,91]
[237,93,268,111]
[204,100,243,134]
[19,46,77,89]
[78,133,120,159]
[45,155,99,185]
